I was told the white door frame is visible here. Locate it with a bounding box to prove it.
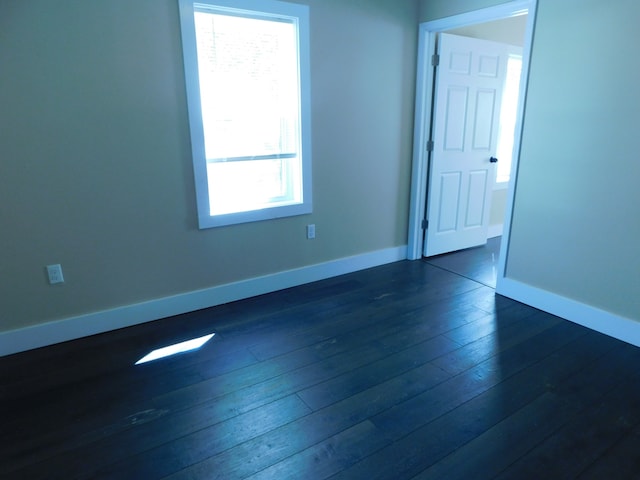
[406,0,538,286]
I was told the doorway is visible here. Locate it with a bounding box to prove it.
[406,0,537,291]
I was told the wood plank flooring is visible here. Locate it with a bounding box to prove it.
[2,250,640,479]
[424,236,501,288]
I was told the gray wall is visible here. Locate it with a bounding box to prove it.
[421,0,640,321]
[490,188,509,227]
[6,0,637,339]
[419,0,510,22]
[0,0,419,333]
[447,14,527,47]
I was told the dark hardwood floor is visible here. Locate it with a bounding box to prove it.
[2,247,640,479]
[424,236,501,288]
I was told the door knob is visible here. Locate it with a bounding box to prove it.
[490,156,498,163]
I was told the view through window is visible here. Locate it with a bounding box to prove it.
[496,54,523,184]
[179,0,311,228]
[194,12,300,215]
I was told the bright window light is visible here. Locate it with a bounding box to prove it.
[135,333,215,365]
[495,54,523,184]
[178,0,312,229]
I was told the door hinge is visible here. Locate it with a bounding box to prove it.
[426,140,434,152]
[431,53,440,67]
[422,219,429,230]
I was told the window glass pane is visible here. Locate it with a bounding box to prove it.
[496,55,522,184]
[193,12,299,160]
[179,0,311,228]
[207,158,294,215]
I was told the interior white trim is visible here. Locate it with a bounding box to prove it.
[0,246,407,357]
[406,22,433,260]
[497,277,640,348]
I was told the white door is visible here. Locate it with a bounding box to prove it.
[423,33,510,257]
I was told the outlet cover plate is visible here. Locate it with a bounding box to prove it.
[46,264,65,284]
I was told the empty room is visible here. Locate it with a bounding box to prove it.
[1,0,639,478]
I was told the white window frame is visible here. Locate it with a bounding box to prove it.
[178,0,312,229]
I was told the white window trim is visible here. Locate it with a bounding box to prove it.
[178,0,312,229]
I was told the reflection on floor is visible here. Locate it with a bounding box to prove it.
[423,236,501,288]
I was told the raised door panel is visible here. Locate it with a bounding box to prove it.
[437,172,462,232]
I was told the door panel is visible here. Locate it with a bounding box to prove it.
[437,172,462,232]
[450,51,471,74]
[473,90,497,149]
[424,33,509,257]
[444,87,468,150]
[478,55,500,77]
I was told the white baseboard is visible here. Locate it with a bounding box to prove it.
[497,276,640,348]
[488,224,503,239]
[1,246,408,357]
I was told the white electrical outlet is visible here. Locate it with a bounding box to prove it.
[46,264,65,284]
[306,224,316,239]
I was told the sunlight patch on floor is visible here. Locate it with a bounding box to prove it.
[135,333,215,365]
